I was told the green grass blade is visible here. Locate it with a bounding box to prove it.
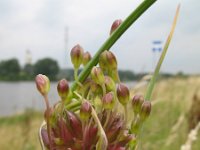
[145,4,181,100]
[70,0,157,92]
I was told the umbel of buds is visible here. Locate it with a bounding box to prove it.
[36,18,154,150]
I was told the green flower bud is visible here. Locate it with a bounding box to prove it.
[132,94,144,114]
[91,67,105,85]
[102,92,115,110]
[70,44,84,69]
[82,51,91,66]
[140,101,151,121]
[99,50,117,71]
[35,74,50,96]
[57,79,69,101]
[105,76,116,92]
[117,83,130,106]
[90,82,103,97]
[80,101,92,121]
[110,19,123,35]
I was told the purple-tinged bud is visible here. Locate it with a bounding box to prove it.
[82,51,91,66]
[102,92,115,110]
[80,101,92,121]
[110,19,123,35]
[57,79,69,100]
[105,76,116,92]
[117,83,130,106]
[35,74,50,96]
[132,94,144,114]
[91,66,105,85]
[140,101,151,121]
[67,111,82,139]
[70,44,84,69]
[99,50,117,71]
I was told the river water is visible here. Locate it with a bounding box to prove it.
[0,81,136,116]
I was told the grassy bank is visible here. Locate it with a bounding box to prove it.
[0,76,200,149]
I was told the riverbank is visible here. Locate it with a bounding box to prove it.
[0,76,200,149]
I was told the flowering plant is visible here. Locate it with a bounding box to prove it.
[35,1,180,149]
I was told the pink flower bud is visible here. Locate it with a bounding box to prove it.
[117,83,130,106]
[102,92,115,110]
[132,94,144,114]
[82,51,92,66]
[91,67,105,85]
[57,79,69,100]
[110,19,123,35]
[140,101,151,121]
[35,74,50,96]
[80,101,92,121]
[70,44,84,69]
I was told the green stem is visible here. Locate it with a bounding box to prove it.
[145,4,180,100]
[70,0,157,92]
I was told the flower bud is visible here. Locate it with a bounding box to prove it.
[99,50,117,71]
[110,19,123,35]
[82,51,91,66]
[117,83,130,106]
[105,76,116,92]
[90,82,103,96]
[80,101,92,121]
[91,67,105,85]
[102,92,115,110]
[35,74,50,96]
[57,79,69,100]
[140,101,151,121]
[132,94,144,114]
[70,44,84,69]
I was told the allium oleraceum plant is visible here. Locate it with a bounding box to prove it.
[35,0,180,149]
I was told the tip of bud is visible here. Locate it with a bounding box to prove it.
[110,19,123,35]
[35,74,50,96]
[140,101,151,121]
[70,44,84,69]
[117,83,130,106]
[57,79,70,100]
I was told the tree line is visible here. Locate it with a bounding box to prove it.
[0,57,178,81]
[0,58,59,81]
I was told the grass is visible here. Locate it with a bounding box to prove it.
[0,76,200,149]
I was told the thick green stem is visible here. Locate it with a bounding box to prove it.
[70,0,157,92]
[145,4,180,100]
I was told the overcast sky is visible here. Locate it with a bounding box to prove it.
[0,0,199,74]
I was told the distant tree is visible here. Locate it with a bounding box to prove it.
[0,58,21,80]
[33,58,60,80]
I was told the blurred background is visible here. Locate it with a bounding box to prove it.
[0,0,199,149]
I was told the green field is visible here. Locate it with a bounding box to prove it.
[0,76,200,150]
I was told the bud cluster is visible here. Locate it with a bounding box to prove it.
[35,19,152,150]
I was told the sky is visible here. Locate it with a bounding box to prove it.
[0,0,199,74]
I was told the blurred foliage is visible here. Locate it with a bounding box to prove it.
[33,58,59,80]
